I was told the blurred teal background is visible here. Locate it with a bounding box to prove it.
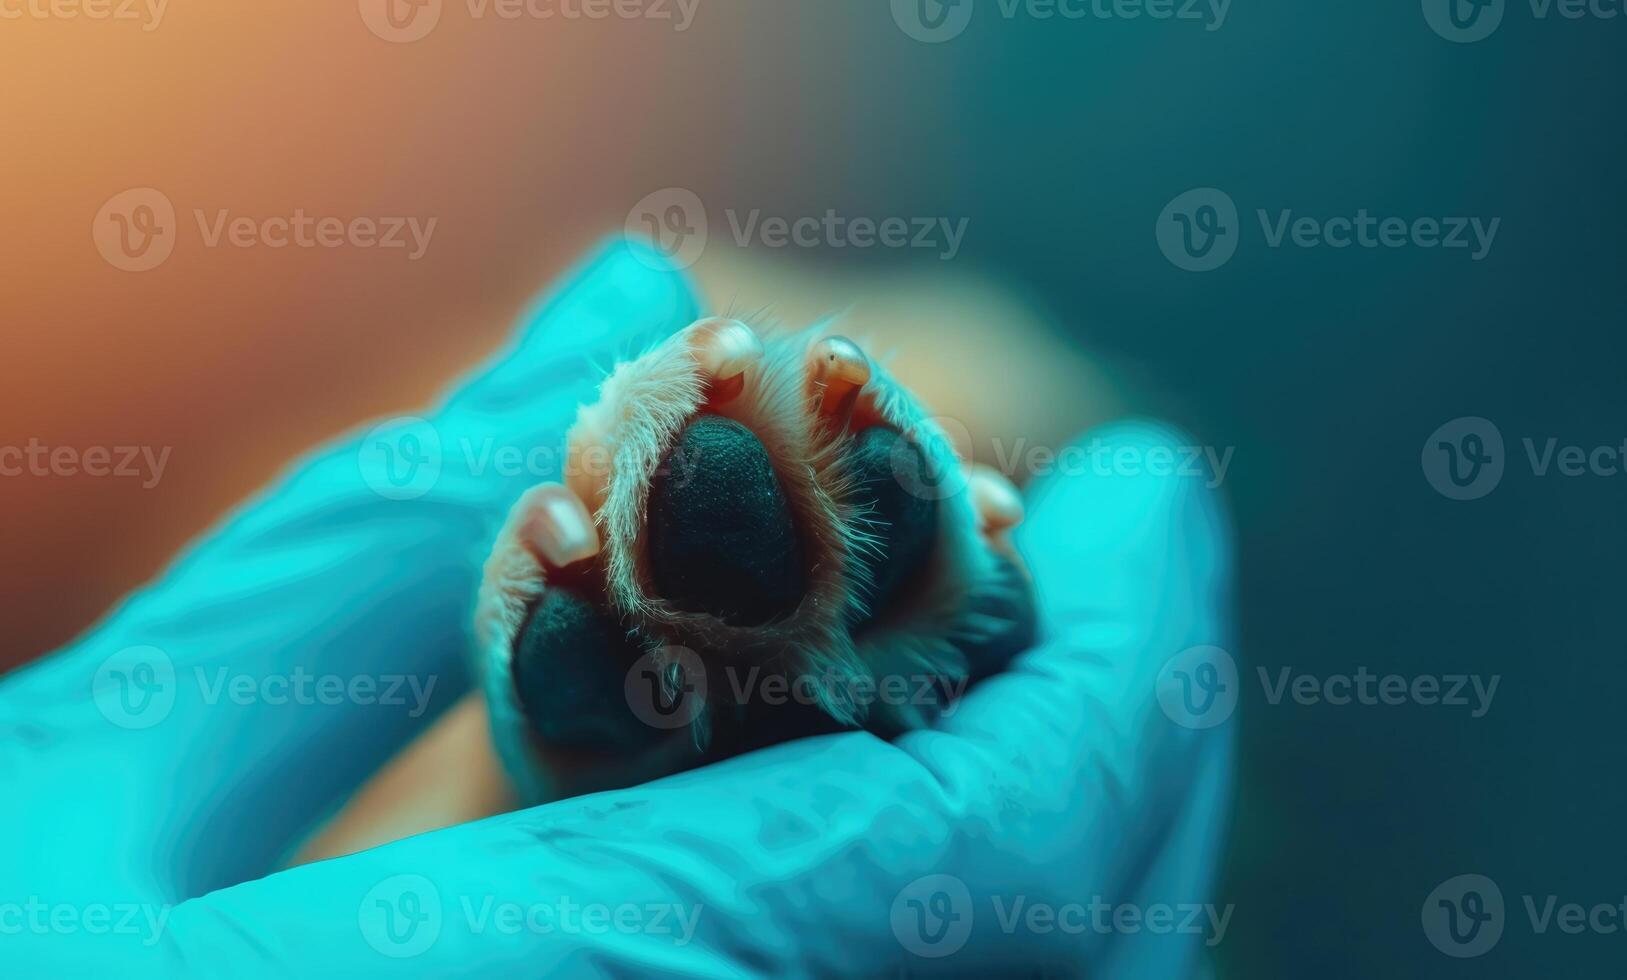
[899,5,1626,977]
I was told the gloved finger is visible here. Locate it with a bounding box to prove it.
[922,419,1236,977]
[0,238,699,899]
[131,420,1232,978]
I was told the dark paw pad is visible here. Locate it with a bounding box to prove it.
[646,415,807,626]
[844,425,940,627]
[511,588,656,753]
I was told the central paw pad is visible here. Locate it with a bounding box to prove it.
[647,415,806,627]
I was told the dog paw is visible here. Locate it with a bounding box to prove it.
[473,318,1035,802]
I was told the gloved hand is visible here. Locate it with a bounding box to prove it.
[0,239,1234,978]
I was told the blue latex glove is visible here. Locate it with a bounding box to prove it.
[0,239,1234,978]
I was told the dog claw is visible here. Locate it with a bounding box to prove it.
[969,465,1024,532]
[513,483,600,569]
[687,317,764,399]
[808,334,872,420]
